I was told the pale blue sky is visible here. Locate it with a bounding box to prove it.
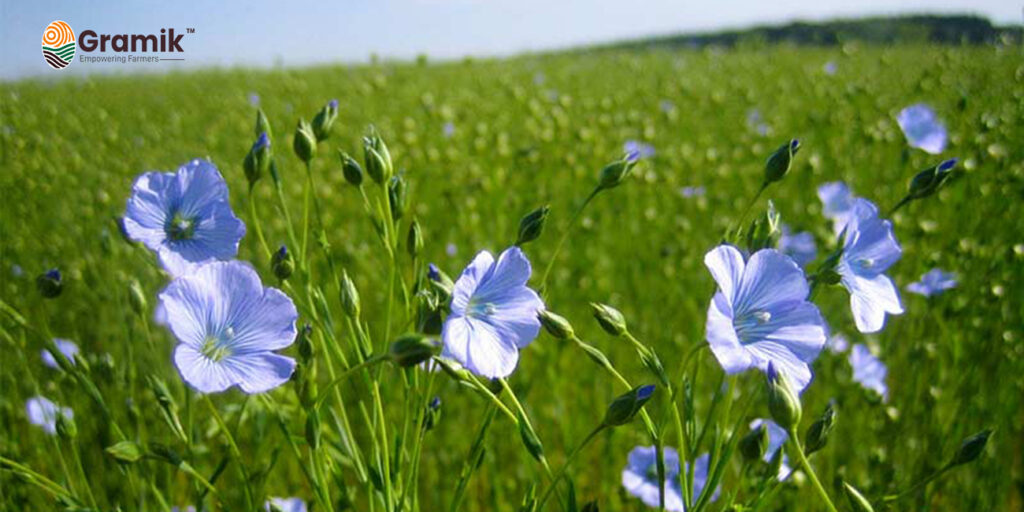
[1,0,1018,80]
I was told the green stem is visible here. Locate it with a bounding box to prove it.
[536,425,605,509]
[314,354,390,409]
[539,188,599,290]
[203,395,256,511]
[787,429,839,512]
[881,464,952,503]
[248,187,273,260]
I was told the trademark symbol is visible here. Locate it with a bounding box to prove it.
[186,28,195,34]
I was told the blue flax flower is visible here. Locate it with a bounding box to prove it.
[123,159,246,276]
[266,497,306,512]
[897,103,947,154]
[817,181,855,233]
[906,268,957,297]
[704,245,827,392]
[26,396,72,435]
[621,446,715,511]
[849,344,888,400]
[749,419,792,480]
[442,247,544,378]
[42,338,79,368]
[779,225,817,267]
[158,261,298,394]
[837,199,903,333]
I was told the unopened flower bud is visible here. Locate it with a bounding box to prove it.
[243,132,272,187]
[254,108,272,139]
[427,263,454,298]
[907,158,958,201]
[406,218,424,258]
[746,200,781,251]
[388,175,408,222]
[297,323,314,363]
[56,413,77,440]
[804,403,836,455]
[271,244,294,280]
[37,268,62,298]
[538,309,574,339]
[518,413,545,462]
[739,423,769,462]
[765,362,802,431]
[597,154,638,191]
[516,205,550,246]
[389,333,439,367]
[128,279,147,316]
[312,99,339,141]
[106,441,145,463]
[763,139,800,185]
[423,396,442,431]
[950,429,991,466]
[293,118,317,163]
[602,384,656,427]
[340,151,364,186]
[339,270,361,318]
[590,303,627,336]
[363,128,393,184]
[842,482,875,512]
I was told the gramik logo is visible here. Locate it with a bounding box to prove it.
[42,21,76,70]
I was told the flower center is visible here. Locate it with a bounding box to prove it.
[200,326,235,362]
[167,212,197,241]
[467,299,497,317]
[858,258,875,269]
[734,310,772,344]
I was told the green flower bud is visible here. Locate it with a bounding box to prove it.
[148,443,183,466]
[311,99,339,141]
[537,309,574,340]
[516,205,550,246]
[950,429,992,466]
[763,139,800,185]
[907,158,958,201]
[244,132,271,187]
[746,200,781,251]
[293,118,317,163]
[590,303,627,336]
[339,270,361,318]
[765,362,802,431]
[340,150,364,186]
[297,323,314,363]
[804,403,837,455]
[739,423,769,462]
[388,333,439,367]
[597,153,638,191]
[388,175,408,221]
[518,412,544,462]
[147,376,186,442]
[842,482,875,512]
[36,268,62,299]
[363,128,393,185]
[128,279,147,317]
[422,396,442,432]
[255,108,272,139]
[602,384,656,427]
[427,263,455,299]
[407,218,424,258]
[271,244,294,281]
[56,413,77,440]
[106,441,145,463]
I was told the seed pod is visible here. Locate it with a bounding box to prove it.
[538,310,574,340]
[590,303,627,336]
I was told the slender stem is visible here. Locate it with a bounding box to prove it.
[0,456,75,500]
[881,464,952,503]
[248,188,273,260]
[314,354,389,409]
[539,188,599,290]
[888,195,911,217]
[203,395,256,510]
[786,429,839,512]
[536,426,604,508]
[301,161,313,263]
[736,183,768,229]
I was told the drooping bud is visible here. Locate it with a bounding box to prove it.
[271,244,294,280]
[765,362,802,431]
[243,132,272,187]
[516,205,550,246]
[128,279,147,316]
[517,411,544,461]
[590,303,627,336]
[538,310,574,340]
[388,175,408,221]
[949,429,992,467]
[311,99,339,141]
[804,402,837,455]
[746,200,782,251]
[339,151,364,186]
[602,384,656,427]
[597,153,638,191]
[106,441,145,463]
[842,482,875,512]
[36,268,62,298]
[339,270,361,318]
[254,108,272,139]
[363,127,393,185]
[739,423,769,462]
[763,139,800,185]
[388,333,439,367]
[293,118,317,163]
[907,158,958,201]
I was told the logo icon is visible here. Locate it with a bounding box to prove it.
[42,21,76,70]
